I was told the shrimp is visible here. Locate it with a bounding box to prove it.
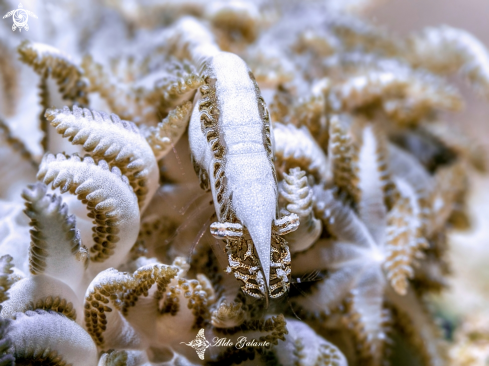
[189,52,299,300]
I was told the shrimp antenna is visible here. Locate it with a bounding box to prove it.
[187,215,213,264]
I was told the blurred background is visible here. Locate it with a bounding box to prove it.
[365,0,489,324]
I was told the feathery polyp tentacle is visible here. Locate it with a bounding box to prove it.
[148,60,204,114]
[314,186,374,249]
[205,1,261,44]
[344,277,390,365]
[0,41,19,119]
[0,315,13,365]
[323,53,463,123]
[289,88,330,145]
[388,143,433,196]
[328,68,462,120]
[22,182,88,292]
[279,168,321,253]
[0,120,37,201]
[274,319,348,366]
[5,310,98,366]
[273,122,330,184]
[326,15,399,55]
[387,288,447,366]
[328,115,359,203]
[0,255,14,303]
[428,162,467,236]
[37,153,140,273]
[384,177,427,296]
[84,269,143,350]
[384,196,414,296]
[81,55,142,122]
[98,350,150,366]
[168,17,220,64]
[144,101,193,160]
[154,273,212,349]
[45,105,158,211]
[408,25,489,98]
[0,275,81,324]
[18,41,89,106]
[305,186,387,319]
[211,300,245,328]
[84,264,178,350]
[356,125,390,244]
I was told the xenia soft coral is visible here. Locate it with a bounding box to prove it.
[0,0,486,365]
